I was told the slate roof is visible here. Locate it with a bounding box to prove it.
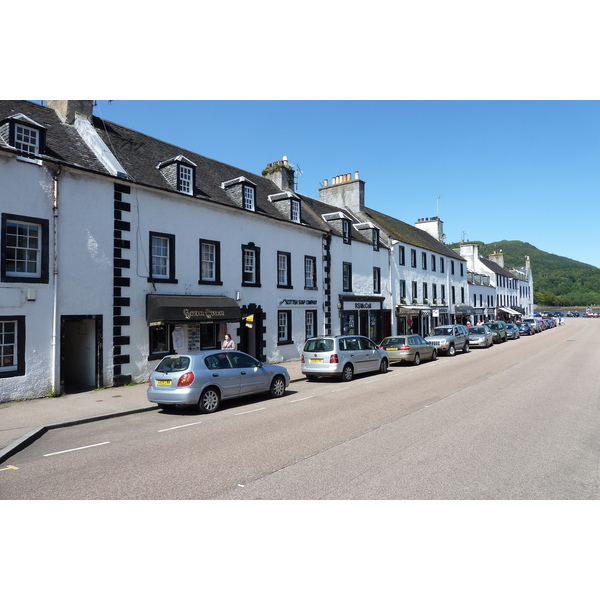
[89,114,330,232]
[0,100,107,172]
[362,206,465,262]
[480,257,518,278]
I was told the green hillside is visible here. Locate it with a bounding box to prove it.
[449,240,600,307]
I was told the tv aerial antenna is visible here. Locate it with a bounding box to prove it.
[294,164,303,191]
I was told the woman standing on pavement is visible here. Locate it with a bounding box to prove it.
[221,333,235,350]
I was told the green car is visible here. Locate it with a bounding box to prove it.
[486,320,508,343]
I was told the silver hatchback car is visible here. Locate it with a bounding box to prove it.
[147,350,290,413]
[301,335,389,381]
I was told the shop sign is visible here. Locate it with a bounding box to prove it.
[277,298,319,307]
[342,300,382,311]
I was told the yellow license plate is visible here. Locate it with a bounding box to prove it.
[386,347,398,351]
[156,379,171,385]
[309,358,323,363]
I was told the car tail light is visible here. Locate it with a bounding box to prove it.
[400,345,410,350]
[301,354,305,363]
[330,353,339,364]
[147,375,152,387]
[177,372,195,387]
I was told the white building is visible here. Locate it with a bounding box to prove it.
[0,100,487,403]
[458,243,534,321]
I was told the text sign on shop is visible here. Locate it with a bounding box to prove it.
[343,301,382,311]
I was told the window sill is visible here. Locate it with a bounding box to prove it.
[148,277,178,284]
[16,155,42,166]
[198,280,223,286]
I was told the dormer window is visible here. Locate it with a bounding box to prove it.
[178,164,194,195]
[243,185,255,211]
[15,125,39,155]
[372,228,380,251]
[1,114,46,158]
[267,191,302,223]
[156,155,196,196]
[342,219,351,244]
[291,199,300,223]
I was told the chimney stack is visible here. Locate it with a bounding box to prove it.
[263,156,295,191]
[319,170,364,212]
[47,100,94,124]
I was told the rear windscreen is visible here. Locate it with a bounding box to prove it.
[156,355,191,373]
[304,338,334,352]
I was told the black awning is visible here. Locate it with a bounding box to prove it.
[147,294,241,324]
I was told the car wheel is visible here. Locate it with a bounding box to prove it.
[379,357,388,373]
[448,344,456,357]
[197,387,220,413]
[463,342,470,353]
[413,353,420,366]
[340,364,354,382]
[269,375,286,398]
[430,350,437,362]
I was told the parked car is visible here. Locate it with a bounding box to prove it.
[425,324,470,356]
[147,350,290,413]
[468,325,494,348]
[517,322,534,336]
[486,320,508,343]
[301,335,388,381]
[506,323,521,340]
[379,335,437,365]
[523,318,541,333]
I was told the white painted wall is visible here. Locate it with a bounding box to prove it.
[0,156,56,400]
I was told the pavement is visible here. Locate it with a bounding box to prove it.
[0,359,305,465]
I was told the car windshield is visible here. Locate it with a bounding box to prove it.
[304,338,334,353]
[431,327,453,336]
[381,337,406,346]
[488,323,501,330]
[470,327,486,334]
[156,355,191,373]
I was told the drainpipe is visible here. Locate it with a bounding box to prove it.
[50,166,63,395]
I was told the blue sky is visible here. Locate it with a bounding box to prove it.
[90,99,600,268]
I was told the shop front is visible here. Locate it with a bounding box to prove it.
[339,296,385,342]
[498,306,522,322]
[395,305,435,336]
[146,294,241,360]
[454,303,476,326]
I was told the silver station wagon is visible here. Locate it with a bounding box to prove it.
[301,335,389,381]
[147,350,290,413]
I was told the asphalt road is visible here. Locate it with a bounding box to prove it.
[2,319,599,500]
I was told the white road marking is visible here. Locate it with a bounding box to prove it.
[44,441,111,457]
[158,421,202,432]
[234,407,267,415]
[290,395,314,403]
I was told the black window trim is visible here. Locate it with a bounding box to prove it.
[148,231,177,284]
[1,213,50,284]
[0,315,26,378]
[198,238,222,285]
[241,242,261,287]
[277,250,293,289]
